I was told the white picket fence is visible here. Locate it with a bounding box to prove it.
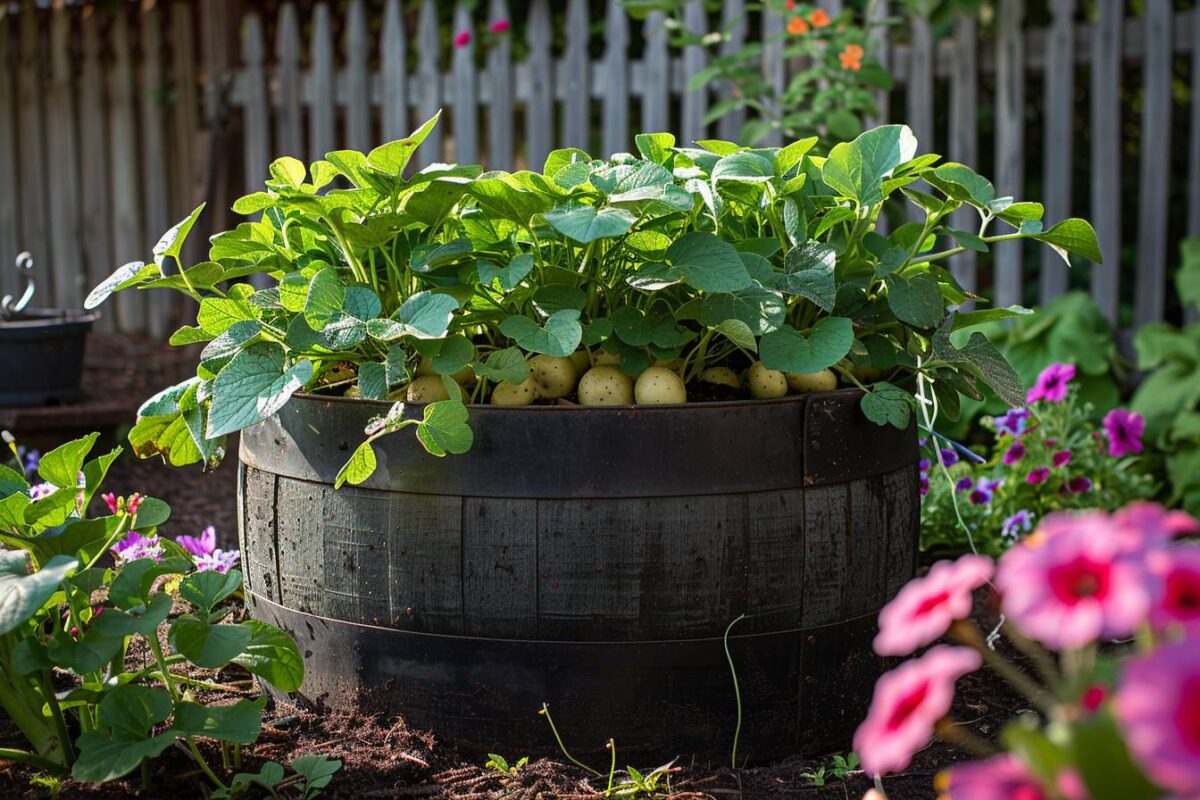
[0,0,1196,336]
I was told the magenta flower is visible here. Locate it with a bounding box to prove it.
[955,477,974,493]
[1116,502,1200,549]
[993,408,1030,438]
[1104,407,1145,458]
[969,476,1004,506]
[1026,467,1050,485]
[853,646,981,776]
[1065,476,1093,494]
[1115,641,1200,795]
[453,30,471,48]
[1052,449,1073,469]
[920,476,930,496]
[111,531,164,563]
[101,492,120,515]
[1002,441,1026,465]
[940,754,1071,800]
[996,511,1151,649]
[177,525,217,557]
[873,554,994,657]
[1027,362,1076,404]
[489,19,510,33]
[1148,546,1200,633]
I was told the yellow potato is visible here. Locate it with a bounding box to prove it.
[748,361,787,399]
[490,376,537,405]
[699,366,741,389]
[786,368,838,393]
[406,376,450,403]
[569,349,592,377]
[417,355,476,386]
[592,351,622,367]
[529,355,578,399]
[634,366,687,404]
[851,364,883,382]
[578,366,635,406]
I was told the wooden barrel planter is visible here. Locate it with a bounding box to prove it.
[239,389,919,760]
[0,309,96,406]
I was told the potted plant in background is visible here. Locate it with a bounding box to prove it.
[86,113,1100,759]
[0,253,97,407]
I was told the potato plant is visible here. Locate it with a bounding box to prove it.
[86,114,1100,486]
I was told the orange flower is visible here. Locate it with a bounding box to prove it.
[839,43,864,70]
[809,8,831,28]
[787,15,810,35]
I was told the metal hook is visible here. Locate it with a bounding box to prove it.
[1,252,36,318]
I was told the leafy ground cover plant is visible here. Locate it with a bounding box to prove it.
[922,362,1155,555]
[85,114,1100,486]
[0,433,310,794]
[857,502,1200,799]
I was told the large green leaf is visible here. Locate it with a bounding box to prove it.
[180,569,243,615]
[335,442,377,489]
[860,382,915,428]
[389,291,459,340]
[36,433,97,489]
[821,125,918,206]
[1032,218,1103,264]
[152,204,205,266]
[0,552,76,635]
[666,232,753,293]
[84,260,153,310]
[170,615,255,669]
[366,112,441,176]
[500,310,582,357]
[72,685,176,783]
[207,344,314,438]
[778,243,837,311]
[474,347,529,385]
[303,267,346,331]
[415,400,474,457]
[172,698,266,743]
[231,619,305,691]
[886,273,945,328]
[478,254,535,291]
[693,288,786,335]
[544,204,636,243]
[933,321,1025,408]
[758,318,855,375]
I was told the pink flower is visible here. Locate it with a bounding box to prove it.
[1149,546,1200,633]
[995,511,1151,649]
[101,492,119,514]
[489,19,510,33]
[195,548,240,574]
[1026,467,1050,485]
[177,525,217,557]
[1116,503,1200,549]
[939,754,1068,800]
[1003,441,1026,465]
[1104,408,1145,458]
[1027,362,1076,404]
[1115,641,1200,795]
[111,531,164,563]
[127,493,144,515]
[1081,682,1109,712]
[854,646,981,776]
[453,30,471,48]
[1052,449,1073,469]
[873,555,994,656]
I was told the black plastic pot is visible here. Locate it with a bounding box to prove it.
[239,390,919,760]
[0,309,97,406]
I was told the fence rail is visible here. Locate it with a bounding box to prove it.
[0,0,1196,337]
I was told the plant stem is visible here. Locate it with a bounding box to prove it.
[723,614,747,770]
[538,704,602,778]
[934,718,998,759]
[38,670,74,767]
[0,663,54,756]
[0,747,67,774]
[149,637,228,791]
[949,620,1055,713]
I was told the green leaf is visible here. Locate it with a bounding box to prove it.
[292,755,342,796]
[666,232,753,293]
[1032,218,1103,264]
[694,288,786,335]
[415,400,474,457]
[303,267,346,331]
[860,382,914,428]
[0,463,27,496]
[634,132,675,164]
[358,362,387,400]
[170,615,255,669]
[172,698,266,743]
[85,260,150,310]
[478,254,535,291]
[715,319,758,351]
[946,228,989,252]
[180,569,243,614]
[711,150,775,183]
[886,273,945,328]
[37,432,97,488]
[475,348,529,385]
[335,442,377,489]
[72,685,176,783]
[758,318,855,375]
[544,204,636,243]
[933,321,1025,409]
[108,557,192,610]
[231,619,305,691]
[778,243,837,311]
[152,204,206,266]
[269,156,306,188]
[392,291,459,340]
[366,111,441,176]
[821,125,918,206]
[0,552,76,635]
[952,305,1035,330]
[207,344,314,438]
[500,310,582,357]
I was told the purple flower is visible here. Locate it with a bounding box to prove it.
[195,549,240,574]
[918,437,929,448]
[176,526,217,558]
[1065,476,1094,494]
[920,476,930,496]
[112,531,164,563]
[28,482,56,500]
[1001,509,1035,541]
[939,448,959,467]
[20,448,39,477]
[919,459,931,473]
[993,408,1030,438]
[955,477,974,493]
[1103,408,1145,458]
[1026,467,1050,485]
[1002,442,1026,466]
[1027,362,1076,404]
[1052,449,1073,469]
[970,476,1004,506]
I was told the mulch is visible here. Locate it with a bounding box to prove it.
[0,335,1027,799]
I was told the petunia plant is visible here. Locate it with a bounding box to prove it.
[856,502,1200,799]
[84,114,1101,486]
[0,433,305,792]
[921,362,1156,556]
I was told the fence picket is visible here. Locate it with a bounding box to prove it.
[1135,0,1172,328]
[1090,0,1122,323]
[602,0,630,156]
[1190,2,1200,321]
[993,0,1025,309]
[1040,0,1076,301]
[139,4,171,335]
[381,0,408,143]
[562,0,589,151]
[170,2,200,222]
[866,0,890,127]
[488,0,514,168]
[309,3,335,163]
[681,0,708,144]
[641,11,669,135]
[345,0,371,153]
[241,13,270,194]
[717,0,746,142]
[452,3,479,164]
[108,10,146,333]
[16,8,50,302]
[0,13,17,300]
[906,12,934,223]
[79,7,113,332]
[948,15,978,297]
[46,6,80,309]
[761,7,784,146]
[416,0,442,168]
[276,3,303,158]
